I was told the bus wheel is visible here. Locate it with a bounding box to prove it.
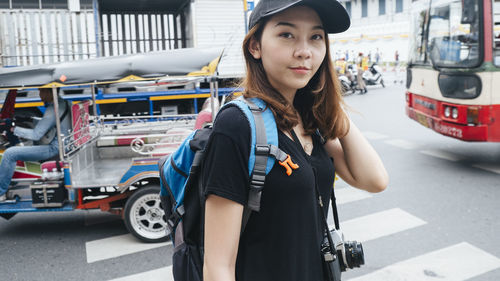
[124,185,170,243]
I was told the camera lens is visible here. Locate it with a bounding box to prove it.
[344,241,365,269]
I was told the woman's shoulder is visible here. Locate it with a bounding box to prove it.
[213,105,251,137]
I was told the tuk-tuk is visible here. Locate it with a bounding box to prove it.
[0,48,222,243]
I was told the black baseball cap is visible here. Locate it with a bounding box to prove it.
[249,0,351,34]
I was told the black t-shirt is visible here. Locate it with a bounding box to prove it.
[203,106,335,281]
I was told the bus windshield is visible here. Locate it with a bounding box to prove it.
[411,0,481,67]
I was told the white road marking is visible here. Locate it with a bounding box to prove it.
[362,131,389,140]
[86,234,172,263]
[108,266,173,281]
[332,208,427,242]
[420,149,461,162]
[472,163,500,174]
[384,139,420,150]
[348,242,500,281]
[335,187,372,205]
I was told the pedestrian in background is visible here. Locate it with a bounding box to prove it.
[203,0,388,280]
[356,52,367,93]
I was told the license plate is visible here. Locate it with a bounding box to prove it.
[415,112,433,128]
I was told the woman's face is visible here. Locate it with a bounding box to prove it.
[249,6,326,97]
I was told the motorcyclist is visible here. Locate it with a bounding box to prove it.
[0,88,71,202]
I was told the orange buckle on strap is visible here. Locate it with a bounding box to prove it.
[279,155,299,176]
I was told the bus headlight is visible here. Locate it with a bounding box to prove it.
[444,106,451,117]
[452,107,458,119]
[438,73,482,99]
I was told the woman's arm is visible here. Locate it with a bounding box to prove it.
[324,120,388,193]
[204,194,244,281]
[13,105,56,141]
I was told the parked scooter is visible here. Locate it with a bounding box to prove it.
[362,63,385,87]
[338,64,360,95]
[338,75,354,95]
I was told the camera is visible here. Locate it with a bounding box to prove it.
[321,229,364,281]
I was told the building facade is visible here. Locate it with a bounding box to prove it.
[0,0,246,77]
[0,0,97,66]
[0,0,411,73]
[333,0,413,63]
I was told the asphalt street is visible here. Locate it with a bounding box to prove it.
[1,81,500,280]
[339,82,500,280]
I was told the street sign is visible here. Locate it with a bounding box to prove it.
[247,1,254,11]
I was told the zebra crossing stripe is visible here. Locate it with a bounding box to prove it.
[472,163,500,174]
[384,139,420,150]
[420,149,461,162]
[335,187,372,205]
[86,234,172,263]
[108,266,173,281]
[348,242,500,281]
[332,208,427,242]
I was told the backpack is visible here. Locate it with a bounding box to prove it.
[158,97,292,281]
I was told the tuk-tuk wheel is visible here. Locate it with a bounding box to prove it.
[123,185,170,243]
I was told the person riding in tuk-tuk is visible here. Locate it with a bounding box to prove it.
[0,88,70,201]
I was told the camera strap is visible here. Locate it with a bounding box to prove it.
[312,168,341,232]
[330,182,340,231]
[313,129,341,230]
[312,168,338,281]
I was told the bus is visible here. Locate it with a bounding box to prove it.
[406,0,500,141]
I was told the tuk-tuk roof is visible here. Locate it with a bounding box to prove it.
[0,48,222,90]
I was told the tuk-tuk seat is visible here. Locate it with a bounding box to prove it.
[71,100,92,147]
[25,100,88,175]
[40,160,67,173]
[194,110,212,130]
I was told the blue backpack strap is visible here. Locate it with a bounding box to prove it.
[220,96,287,212]
[221,97,279,173]
[242,98,270,211]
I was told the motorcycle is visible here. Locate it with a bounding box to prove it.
[362,63,385,87]
[338,64,360,96]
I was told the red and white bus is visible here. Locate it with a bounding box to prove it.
[406,0,500,141]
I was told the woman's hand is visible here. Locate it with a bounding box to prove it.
[324,120,388,193]
[204,194,244,281]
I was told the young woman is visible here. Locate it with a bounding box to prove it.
[202,1,388,280]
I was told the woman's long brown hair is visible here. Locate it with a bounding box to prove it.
[241,20,350,141]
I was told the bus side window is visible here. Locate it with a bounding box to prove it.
[410,10,428,64]
[494,1,500,65]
